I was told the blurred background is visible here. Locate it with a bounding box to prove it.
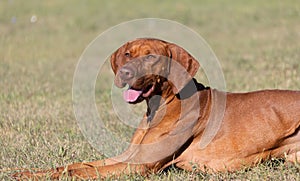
[0,0,299,180]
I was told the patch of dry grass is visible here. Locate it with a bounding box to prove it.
[1,0,299,180]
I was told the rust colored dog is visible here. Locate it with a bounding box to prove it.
[14,38,300,179]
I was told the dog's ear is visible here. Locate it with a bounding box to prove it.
[167,43,200,94]
[110,42,129,74]
[167,43,200,78]
[110,51,118,74]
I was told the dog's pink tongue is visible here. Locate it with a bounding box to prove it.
[123,89,142,102]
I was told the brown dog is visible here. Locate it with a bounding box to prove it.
[15,38,300,179]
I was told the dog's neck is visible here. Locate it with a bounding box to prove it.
[146,78,208,122]
[176,78,208,99]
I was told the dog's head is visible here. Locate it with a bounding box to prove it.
[110,38,200,103]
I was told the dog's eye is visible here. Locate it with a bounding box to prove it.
[125,52,130,57]
[146,54,156,60]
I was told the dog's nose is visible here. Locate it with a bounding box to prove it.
[119,67,134,80]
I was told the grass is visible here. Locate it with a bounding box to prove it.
[0,0,300,180]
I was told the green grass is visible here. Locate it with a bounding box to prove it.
[1,0,300,180]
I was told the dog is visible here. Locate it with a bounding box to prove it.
[14,38,300,179]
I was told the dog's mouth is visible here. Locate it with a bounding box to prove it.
[123,84,155,103]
